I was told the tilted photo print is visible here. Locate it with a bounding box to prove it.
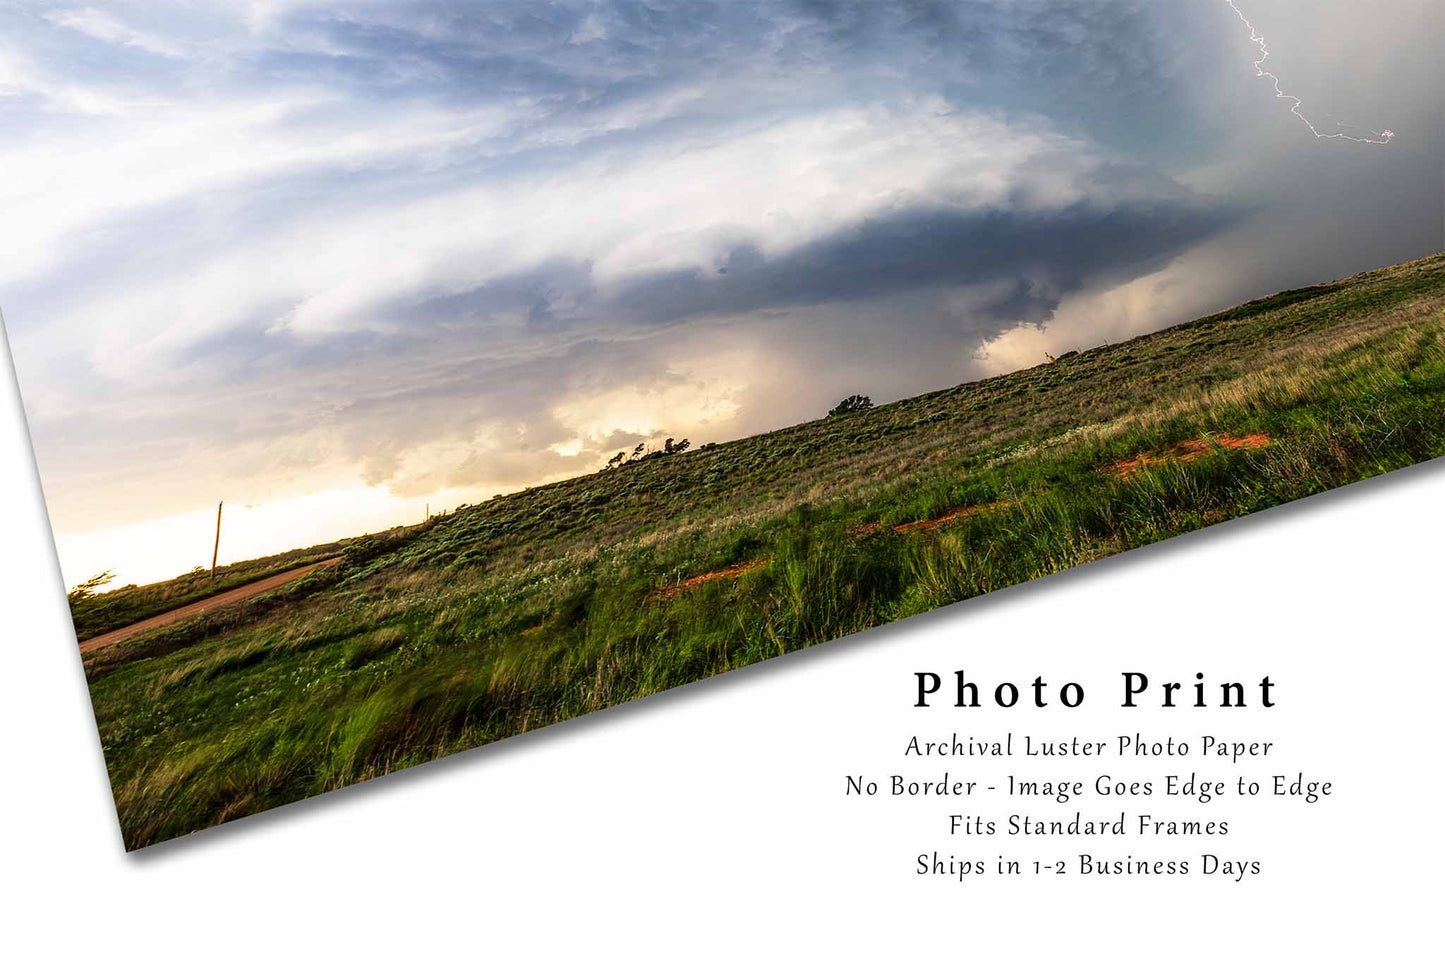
[3,0,1441,848]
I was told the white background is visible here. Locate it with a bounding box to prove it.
[3,322,1441,961]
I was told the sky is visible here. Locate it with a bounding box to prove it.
[2,0,1441,589]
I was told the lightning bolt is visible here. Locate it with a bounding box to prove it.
[1225,0,1394,145]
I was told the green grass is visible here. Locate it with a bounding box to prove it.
[80,252,1445,849]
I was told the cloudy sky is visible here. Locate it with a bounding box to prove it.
[3,0,1441,587]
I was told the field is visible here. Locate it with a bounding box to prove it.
[79,253,1445,849]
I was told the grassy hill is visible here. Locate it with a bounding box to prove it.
[82,252,1445,848]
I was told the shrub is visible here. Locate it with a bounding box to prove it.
[828,394,873,417]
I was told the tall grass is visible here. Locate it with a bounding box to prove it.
[85,254,1445,848]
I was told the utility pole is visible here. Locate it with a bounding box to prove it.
[211,501,223,581]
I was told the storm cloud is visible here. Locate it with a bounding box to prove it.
[1,0,1439,584]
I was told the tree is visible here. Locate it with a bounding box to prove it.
[67,569,115,604]
[828,394,873,417]
[602,437,692,472]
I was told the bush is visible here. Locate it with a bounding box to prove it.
[828,394,873,417]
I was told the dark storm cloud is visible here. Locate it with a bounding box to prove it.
[4,0,1440,564]
[610,197,1234,326]
[161,186,1231,386]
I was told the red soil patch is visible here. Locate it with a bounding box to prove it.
[892,503,998,534]
[846,521,886,538]
[851,500,1012,538]
[1111,433,1272,480]
[653,559,769,602]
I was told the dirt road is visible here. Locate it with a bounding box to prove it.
[78,558,343,655]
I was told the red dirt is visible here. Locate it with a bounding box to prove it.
[846,521,886,538]
[1111,433,1272,479]
[653,558,770,601]
[78,558,343,655]
[891,501,1010,534]
[850,500,1011,538]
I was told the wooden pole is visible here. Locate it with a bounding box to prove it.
[211,501,223,580]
